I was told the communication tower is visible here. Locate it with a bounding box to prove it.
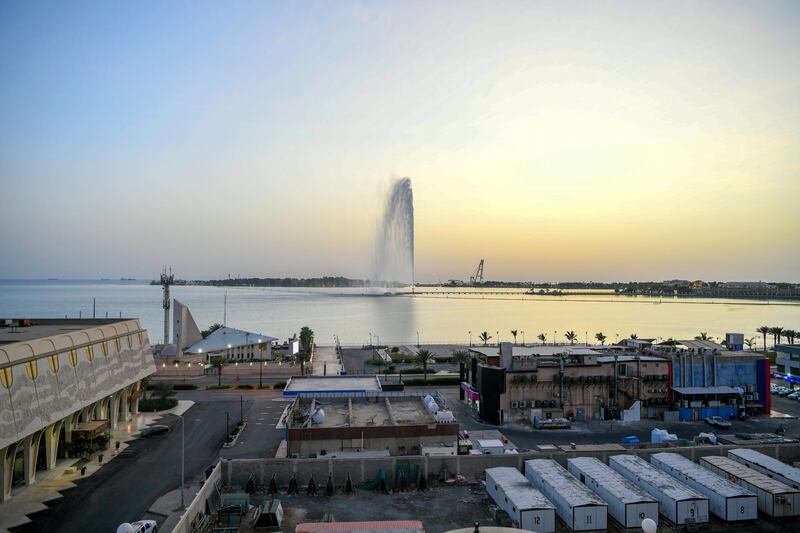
[160,267,174,344]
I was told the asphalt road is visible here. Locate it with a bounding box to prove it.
[13,391,287,533]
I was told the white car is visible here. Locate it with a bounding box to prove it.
[117,520,157,533]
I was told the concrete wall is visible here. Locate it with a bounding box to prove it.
[172,461,221,533]
[222,443,800,491]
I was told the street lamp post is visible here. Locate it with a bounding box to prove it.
[554,330,557,346]
[521,331,525,346]
[416,331,420,347]
[177,414,185,509]
[469,331,472,347]
[496,331,499,346]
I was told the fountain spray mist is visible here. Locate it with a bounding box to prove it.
[373,177,414,287]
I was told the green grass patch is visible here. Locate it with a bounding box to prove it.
[138,398,178,411]
[390,354,416,364]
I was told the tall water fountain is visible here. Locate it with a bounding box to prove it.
[373,177,414,288]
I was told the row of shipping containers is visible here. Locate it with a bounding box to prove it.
[486,449,800,531]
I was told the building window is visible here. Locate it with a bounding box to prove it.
[0,367,12,388]
[69,350,78,367]
[24,360,38,380]
[48,354,59,373]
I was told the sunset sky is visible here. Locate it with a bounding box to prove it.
[1,1,799,282]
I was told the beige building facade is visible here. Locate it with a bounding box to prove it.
[0,318,155,501]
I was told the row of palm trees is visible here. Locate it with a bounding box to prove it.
[475,330,617,346]
[757,326,798,351]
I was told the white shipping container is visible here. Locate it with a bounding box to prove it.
[650,453,757,522]
[485,467,556,533]
[728,448,800,490]
[568,457,659,529]
[701,455,800,517]
[524,459,607,531]
[609,454,709,525]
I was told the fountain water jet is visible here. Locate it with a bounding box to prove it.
[373,177,414,288]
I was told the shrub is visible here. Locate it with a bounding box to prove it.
[207,385,231,390]
[391,346,399,353]
[365,358,384,366]
[236,384,254,389]
[173,383,198,390]
[138,398,178,412]
[273,381,287,390]
[400,367,427,374]
[390,354,415,364]
[433,356,453,363]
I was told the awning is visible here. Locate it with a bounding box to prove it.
[672,386,743,395]
[72,420,110,440]
[461,382,480,401]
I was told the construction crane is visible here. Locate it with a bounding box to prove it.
[469,259,485,285]
[160,267,174,344]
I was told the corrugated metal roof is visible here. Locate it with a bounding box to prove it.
[525,459,606,507]
[568,457,656,505]
[185,326,277,353]
[295,521,424,532]
[610,454,706,501]
[651,453,754,497]
[486,467,554,510]
[729,448,800,485]
[701,456,800,495]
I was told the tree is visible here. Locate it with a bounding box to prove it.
[510,330,518,345]
[758,326,770,351]
[153,381,176,401]
[212,357,226,387]
[770,326,784,346]
[415,349,435,383]
[695,332,710,341]
[202,323,223,339]
[299,326,315,353]
[595,332,607,345]
[479,331,492,346]
[451,350,471,365]
[784,329,796,345]
[537,333,547,345]
[565,331,577,345]
[630,333,638,340]
[744,337,756,351]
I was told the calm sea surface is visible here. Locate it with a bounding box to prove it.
[0,280,798,346]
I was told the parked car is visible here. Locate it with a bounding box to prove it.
[788,392,800,400]
[780,388,794,397]
[117,520,157,533]
[705,416,732,429]
[139,425,169,438]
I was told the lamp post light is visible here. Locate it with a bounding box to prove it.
[554,330,557,346]
[496,331,499,346]
[469,331,472,347]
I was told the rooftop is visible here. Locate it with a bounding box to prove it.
[701,456,799,495]
[524,459,606,507]
[729,448,800,485]
[672,386,743,395]
[284,376,382,396]
[184,326,277,354]
[0,318,131,344]
[486,467,555,510]
[290,396,443,429]
[609,454,706,501]
[651,452,754,498]
[567,457,656,505]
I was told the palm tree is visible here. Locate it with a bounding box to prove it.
[595,332,607,345]
[415,349,435,383]
[300,326,314,352]
[201,322,223,339]
[537,333,547,345]
[451,350,471,365]
[770,326,784,346]
[565,331,577,345]
[758,326,770,351]
[212,357,226,387]
[784,329,796,345]
[744,337,756,351]
[510,330,518,345]
[695,332,711,341]
[479,331,492,346]
[630,333,638,340]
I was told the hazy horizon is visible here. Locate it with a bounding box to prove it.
[2,1,799,282]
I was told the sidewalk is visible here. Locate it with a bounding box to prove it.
[0,401,194,532]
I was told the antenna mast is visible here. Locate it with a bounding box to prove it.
[160,267,174,344]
